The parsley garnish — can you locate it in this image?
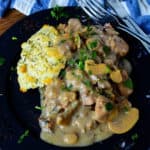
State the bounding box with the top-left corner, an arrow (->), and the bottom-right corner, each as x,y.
77,61 -> 84,70
50,5 -> 69,20
62,84 -> 73,91
83,79 -> 92,88
106,65 -> 111,73
11,36 -> 18,40
35,105 -> 44,110
105,102 -> 113,111
0,56 -> 5,66
123,106 -> 129,112
67,58 -> 76,67
87,25 -> 93,32
67,48 -> 98,70
123,78 -> 133,89
59,39 -> 66,44
48,41 -> 53,47
59,69 -> 66,78
103,45 -> 110,55
91,51 -> 97,59
88,40 -> 98,50
74,34 -> 81,48
78,48 -> 89,61
131,133 -> 138,142
88,70 -> 93,75
17,130 -> 29,144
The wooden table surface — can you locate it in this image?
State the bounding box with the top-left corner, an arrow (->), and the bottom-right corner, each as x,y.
0,9 -> 25,36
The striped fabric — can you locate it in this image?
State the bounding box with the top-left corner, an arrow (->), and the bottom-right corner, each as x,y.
0,0 -> 150,34
11,0 -> 78,15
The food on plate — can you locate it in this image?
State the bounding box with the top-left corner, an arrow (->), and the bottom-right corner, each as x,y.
108,107 -> 139,134
17,18 -> 139,146
17,25 -> 66,92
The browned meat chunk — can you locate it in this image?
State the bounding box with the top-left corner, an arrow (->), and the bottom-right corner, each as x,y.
66,18 -> 82,33
94,96 -> 109,123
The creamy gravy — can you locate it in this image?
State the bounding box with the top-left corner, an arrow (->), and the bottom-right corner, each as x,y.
37,18 -> 136,147
40,105 -> 112,147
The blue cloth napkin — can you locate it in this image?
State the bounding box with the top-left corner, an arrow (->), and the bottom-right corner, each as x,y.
0,0 -> 150,34
125,0 -> 150,34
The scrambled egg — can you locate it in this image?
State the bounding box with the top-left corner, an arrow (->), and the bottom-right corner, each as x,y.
17,25 -> 66,92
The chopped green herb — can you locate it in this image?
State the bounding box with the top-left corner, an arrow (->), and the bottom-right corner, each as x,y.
91,51 -> 97,59
59,39 -> 66,44
86,25 -> 98,36
87,25 -> 93,32
72,71 -> 76,76
74,34 -> 81,48
35,105 -> 44,110
77,61 -> 84,70
105,102 -> 113,111
51,10 -> 56,18
123,78 -> 133,89
11,36 -> 18,40
106,65 -> 111,73
88,40 -> 98,50
131,133 -> 138,142
62,84 -> 73,91
0,56 -> 5,66
103,45 -> 110,55
78,48 -> 89,61
67,48 -> 98,70
17,130 -> 29,144
59,69 -> 66,78
50,5 -> 69,21
88,70 -> 93,75
48,41 -> 53,47
123,106 -> 129,112
83,79 -> 92,88
67,58 -> 76,67
89,32 -> 98,36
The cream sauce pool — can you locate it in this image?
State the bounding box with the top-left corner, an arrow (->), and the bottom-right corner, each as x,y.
40,101 -> 112,147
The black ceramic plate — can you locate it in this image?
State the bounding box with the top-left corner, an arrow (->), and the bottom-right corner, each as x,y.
0,7 -> 150,150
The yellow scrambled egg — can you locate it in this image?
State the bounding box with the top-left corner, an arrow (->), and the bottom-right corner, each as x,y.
17,25 -> 66,92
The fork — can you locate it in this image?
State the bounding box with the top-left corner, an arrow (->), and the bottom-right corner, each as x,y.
105,0 -> 150,40
77,0 -> 150,54
106,0 -> 150,43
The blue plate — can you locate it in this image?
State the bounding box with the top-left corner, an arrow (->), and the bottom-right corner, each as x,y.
0,7 -> 150,150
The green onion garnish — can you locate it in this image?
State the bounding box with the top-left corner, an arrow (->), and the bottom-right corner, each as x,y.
103,45 -> 110,55
11,36 -> 18,40
123,78 -> 133,89
83,79 -> 92,88
88,40 -> 98,50
105,102 -> 113,111
91,51 -> 97,59
0,56 -> 5,66
59,69 -> 66,78
35,105 -> 44,110
78,61 -> 84,70
62,84 -> 73,91
131,133 -> 138,142
50,5 -> 69,20
17,130 -> 29,144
